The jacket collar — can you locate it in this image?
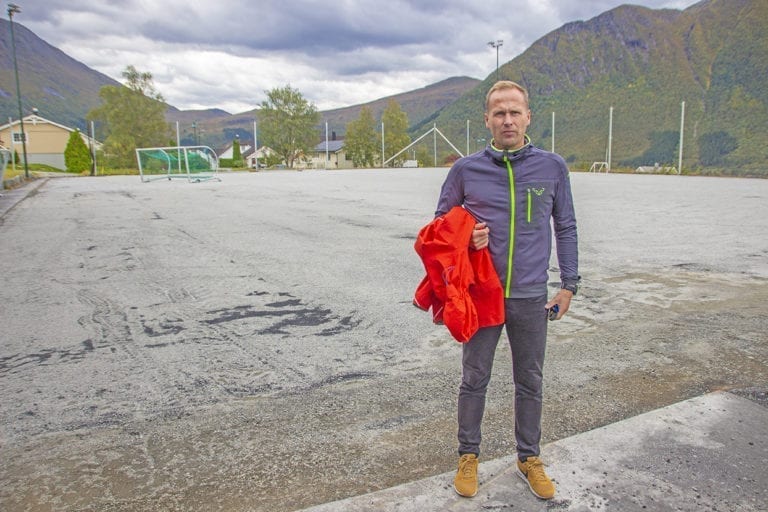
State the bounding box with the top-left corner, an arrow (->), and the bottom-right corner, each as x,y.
485,135 -> 533,164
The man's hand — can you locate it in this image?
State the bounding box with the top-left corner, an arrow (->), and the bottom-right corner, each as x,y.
545,289 -> 573,320
470,222 -> 489,250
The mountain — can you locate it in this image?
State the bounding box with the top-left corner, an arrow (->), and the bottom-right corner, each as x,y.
1,0 -> 765,171
164,76 -> 481,148
0,18 -> 476,150
432,0 -> 768,172
0,19 -> 120,132
318,76 -> 480,135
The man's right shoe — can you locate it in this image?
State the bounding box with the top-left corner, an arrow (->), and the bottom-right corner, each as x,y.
453,453 -> 479,497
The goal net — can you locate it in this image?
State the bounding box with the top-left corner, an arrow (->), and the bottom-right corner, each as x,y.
136,146 -> 220,183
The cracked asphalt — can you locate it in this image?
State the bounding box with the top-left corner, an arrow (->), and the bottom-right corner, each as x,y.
1,170 -> 767,511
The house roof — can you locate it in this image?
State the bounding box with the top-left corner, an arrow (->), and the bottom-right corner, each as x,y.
217,143 -> 252,159
315,140 -> 344,153
0,114 -> 102,147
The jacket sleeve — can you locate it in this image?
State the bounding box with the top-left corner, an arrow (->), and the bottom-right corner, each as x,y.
435,161 -> 465,217
552,162 -> 579,286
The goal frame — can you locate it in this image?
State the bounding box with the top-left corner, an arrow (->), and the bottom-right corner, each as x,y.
136,146 -> 220,183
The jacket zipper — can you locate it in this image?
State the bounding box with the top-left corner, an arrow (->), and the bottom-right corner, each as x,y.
504,155 -> 515,297
526,188 -> 532,223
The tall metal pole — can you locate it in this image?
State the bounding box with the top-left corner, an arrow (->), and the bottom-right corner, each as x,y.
8,3 -> 29,179
678,101 -> 685,175
551,112 -> 555,153
175,121 -> 182,173
91,121 -> 97,175
607,106 -> 613,173
8,116 -> 15,171
253,119 -> 259,169
433,124 -> 437,167
466,120 -> 469,155
488,40 -> 503,82
90,121 -> 97,176
325,121 -> 329,169
381,122 -> 385,168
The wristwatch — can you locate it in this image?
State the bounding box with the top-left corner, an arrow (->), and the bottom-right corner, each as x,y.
561,276 -> 581,296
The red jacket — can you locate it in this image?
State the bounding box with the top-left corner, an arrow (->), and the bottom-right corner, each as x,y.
413,206 -> 504,342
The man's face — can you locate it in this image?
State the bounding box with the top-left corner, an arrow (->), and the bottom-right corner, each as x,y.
484,88 -> 531,151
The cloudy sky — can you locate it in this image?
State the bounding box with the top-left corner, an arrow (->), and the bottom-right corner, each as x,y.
20,0 -> 699,114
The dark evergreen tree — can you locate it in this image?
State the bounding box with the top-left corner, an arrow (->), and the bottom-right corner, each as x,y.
64,129 -> 92,173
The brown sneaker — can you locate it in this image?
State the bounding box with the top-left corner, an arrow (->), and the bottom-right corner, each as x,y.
453,453 -> 479,497
516,456 -> 555,499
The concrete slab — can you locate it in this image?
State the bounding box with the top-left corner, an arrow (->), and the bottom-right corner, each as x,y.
299,391 -> 768,511
0,176 -> 46,218
1,173 -> 766,511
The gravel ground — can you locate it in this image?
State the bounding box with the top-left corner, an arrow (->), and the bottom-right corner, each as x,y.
1,170 -> 766,511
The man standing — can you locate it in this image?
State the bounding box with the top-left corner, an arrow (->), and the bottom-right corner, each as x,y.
435,81 -> 579,500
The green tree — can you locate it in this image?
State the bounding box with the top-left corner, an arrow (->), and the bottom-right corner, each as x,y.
88,65 -> 169,168
698,131 -> 738,166
64,129 -> 92,173
344,106 -> 379,168
382,99 -> 411,167
232,138 -> 241,160
621,131 -> 679,168
259,85 -> 320,169
232,138 -> 243,167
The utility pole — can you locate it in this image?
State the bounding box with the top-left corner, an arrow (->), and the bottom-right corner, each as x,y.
8,3 -> 29,178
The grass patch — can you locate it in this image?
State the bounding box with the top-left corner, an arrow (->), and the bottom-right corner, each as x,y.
95,167 -> 140,176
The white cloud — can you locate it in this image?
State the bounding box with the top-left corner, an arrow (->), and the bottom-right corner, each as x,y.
20,0 -> 701,113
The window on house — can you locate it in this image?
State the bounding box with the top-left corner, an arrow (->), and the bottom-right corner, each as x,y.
12,131 -> 27,143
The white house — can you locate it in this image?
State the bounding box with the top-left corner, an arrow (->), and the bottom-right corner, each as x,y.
244,146 -> 277,168
309,140 -> 350,169
218,142 -> 251,160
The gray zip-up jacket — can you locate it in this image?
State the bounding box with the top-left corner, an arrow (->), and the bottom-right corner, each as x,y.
436,139 -> 578,299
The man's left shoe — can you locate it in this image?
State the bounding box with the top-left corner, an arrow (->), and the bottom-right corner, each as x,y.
516,456 -> 555,499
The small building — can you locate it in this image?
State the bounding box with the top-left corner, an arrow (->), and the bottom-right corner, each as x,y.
218,142 -> 251,160
0,114 -> 101,170
635,164 -> 677,174
244,146 -> 277,168
309,140 -> 351,169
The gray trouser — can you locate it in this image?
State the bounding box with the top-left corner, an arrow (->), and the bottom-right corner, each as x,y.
457,296 -> 548,460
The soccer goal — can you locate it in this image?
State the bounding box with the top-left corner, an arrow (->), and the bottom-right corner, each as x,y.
136,146 -> 220,183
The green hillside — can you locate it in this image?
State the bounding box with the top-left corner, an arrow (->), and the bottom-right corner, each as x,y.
431,0 -> 767,173
1,0 -> 764,173
0,19 -> 120,132
167,76 -> 481,149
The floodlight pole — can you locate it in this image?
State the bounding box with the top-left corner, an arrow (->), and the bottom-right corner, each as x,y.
175,121 -> 182,173
607,106 -> 613,172
381,122 -> 385,168
8,3 -> 29,179
466,120 -> 469,155
678,101 -> 685,175
488,40 -> 503,82
253,119 -> 259,169
551,112 -> 555,153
